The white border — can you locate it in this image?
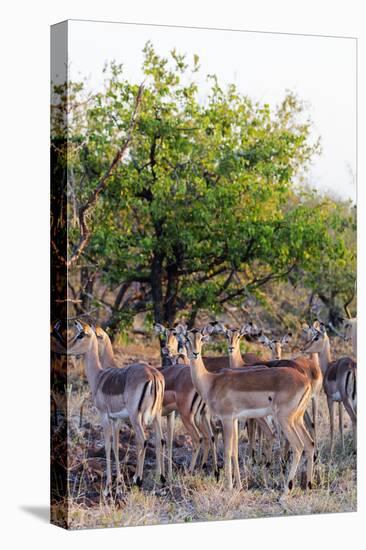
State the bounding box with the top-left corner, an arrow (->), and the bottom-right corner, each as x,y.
0,1 -> 364,548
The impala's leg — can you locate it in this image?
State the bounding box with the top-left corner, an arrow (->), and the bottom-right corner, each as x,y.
246,419 -> 255,461
112,420 -> 123,486
342,397 -> 357,452
197,406 -> 216,475
352,418 -> 357,452
153,413 -> 165,482
338,402 -> 344,452
195,406 -> 208,468
222,418 -> 235,490
101,417 -> 113,495
211,417 -> 220,449
180,414 -> 202,473
327,397 -> 335,456
295,415 -> 314,490
279,416 -> 304,496
232,418 -> 241,488
257,424 -> 263,460
131,415 -> 147,486
257,417 -> 274,464
303,410 -> 314,440
204,410 -> 218,478
312,396 -> 318,449
166,411 -> 175,479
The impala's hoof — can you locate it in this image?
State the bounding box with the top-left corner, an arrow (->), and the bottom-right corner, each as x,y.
214,469 -> 220,482
135,476 -> 143,488
160,474 -> 166,485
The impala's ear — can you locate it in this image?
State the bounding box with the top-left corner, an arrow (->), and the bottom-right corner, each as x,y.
215,322 -> 228,334
249,322 -> 260,335
201,331 -> 212,343
281,332 -> 292,344
174,324 -> 187,335
301,322 -> 310,331
319,322 -> 327,334
312,320 -> 321,331
154,323 -> 167,336
75,319 -> 85,333
258,334 -> 270,346
202,324 -> 215,336
240,324 -> 251,336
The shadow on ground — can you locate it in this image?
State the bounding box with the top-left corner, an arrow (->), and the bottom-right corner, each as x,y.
20,506 -> 49,523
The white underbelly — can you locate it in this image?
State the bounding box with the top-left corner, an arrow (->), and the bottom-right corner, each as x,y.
237,407 -> 271,419
108,408 -> 129,420
331,391 -> 341,402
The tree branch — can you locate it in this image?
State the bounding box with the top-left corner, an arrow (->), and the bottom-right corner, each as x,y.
54,84 -> 144,269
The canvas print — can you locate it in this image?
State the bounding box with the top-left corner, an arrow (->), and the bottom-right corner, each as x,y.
50,20 -> 357,530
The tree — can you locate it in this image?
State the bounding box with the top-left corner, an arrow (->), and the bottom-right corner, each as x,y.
56,43 -> 355,335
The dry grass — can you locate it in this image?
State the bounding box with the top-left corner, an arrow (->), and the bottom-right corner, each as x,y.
51,340 -> 357,530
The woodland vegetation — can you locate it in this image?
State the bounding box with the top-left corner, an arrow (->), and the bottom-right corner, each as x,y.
51,42 -> 356,339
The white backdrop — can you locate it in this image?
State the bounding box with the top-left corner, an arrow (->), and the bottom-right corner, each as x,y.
0,1 -> 364,548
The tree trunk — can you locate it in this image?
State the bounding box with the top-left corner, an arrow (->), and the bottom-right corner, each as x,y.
151,251 -> 164,324
80,267 -> 95,313
164,261 -> 179,326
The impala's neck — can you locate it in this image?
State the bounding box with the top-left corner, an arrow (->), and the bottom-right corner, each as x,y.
100,337 -> 116,368
178,346 -> 190,364
189,352 -> 213,402
180,352 -> 191,366
230,344 -> 245,368
84,336 -> 104,395
308,351 -> 321,373
318,335 -> 332,375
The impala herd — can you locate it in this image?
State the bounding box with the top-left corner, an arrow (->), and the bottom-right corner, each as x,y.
51,316 -> 357,498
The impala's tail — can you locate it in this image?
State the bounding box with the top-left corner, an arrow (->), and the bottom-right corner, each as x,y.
140,371 -> 164,426
345,366 -> 357,414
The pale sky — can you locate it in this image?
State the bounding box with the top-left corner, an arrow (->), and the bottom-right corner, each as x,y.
67,20 -> 356,203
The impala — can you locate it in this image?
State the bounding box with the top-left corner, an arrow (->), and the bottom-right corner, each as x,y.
51,320 -> 166,494
213,322 -> 276,462
302,321 -> 356,454
155,324 -> 218,478
343,317 -> 357,358
247,326 -> 322,449
175,324 -> 314,494
257,332 -> 292,360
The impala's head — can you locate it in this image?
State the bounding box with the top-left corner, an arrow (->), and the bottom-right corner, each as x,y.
302,320 -> 322,343
154,323 -> 184,355
301,321 -> 327,354
175,324 -> 214,359
51,320 -> 95,355
342,318 -> 356,342
215,322 -> 254,354
258,332 -> 292,360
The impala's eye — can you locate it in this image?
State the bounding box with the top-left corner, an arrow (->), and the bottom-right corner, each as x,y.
77,331 -> 86,340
